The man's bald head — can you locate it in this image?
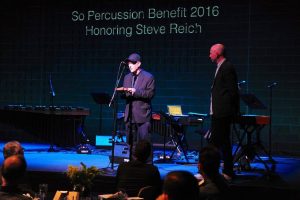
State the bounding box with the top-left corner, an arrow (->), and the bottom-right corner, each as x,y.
209,43 -> 226,64
211,44 -> 225,55
162,171 -> 199,200
1,155 -> 27,184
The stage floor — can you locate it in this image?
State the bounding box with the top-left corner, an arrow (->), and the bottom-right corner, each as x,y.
0,142 -> 300,199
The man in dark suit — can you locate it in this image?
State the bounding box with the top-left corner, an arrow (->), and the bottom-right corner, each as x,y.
120,53 -> 155,152
209,44 -> 240,181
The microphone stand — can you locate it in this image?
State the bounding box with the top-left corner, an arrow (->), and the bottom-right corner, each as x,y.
107,61 -> 127,172
267,82 -> 277,171
128,98 -> 134,162
268,82 -> 277,166
49,73 -> 56,110
48,73 -> 56,152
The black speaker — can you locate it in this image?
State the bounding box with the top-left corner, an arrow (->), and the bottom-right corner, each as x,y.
109,143 -> 130,164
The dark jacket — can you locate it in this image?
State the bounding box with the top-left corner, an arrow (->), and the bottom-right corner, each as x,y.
116,160 -> 161,197
123,70 -> 155,123
0,186 -> 33,200
211,60 -> 239,118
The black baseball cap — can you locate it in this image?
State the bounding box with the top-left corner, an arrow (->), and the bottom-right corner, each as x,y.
125,53 -> 141,63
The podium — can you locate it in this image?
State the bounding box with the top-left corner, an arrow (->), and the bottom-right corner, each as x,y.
91,92 -> 111,134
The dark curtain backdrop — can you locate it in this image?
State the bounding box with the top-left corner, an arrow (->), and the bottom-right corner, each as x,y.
0,0 -> 299,154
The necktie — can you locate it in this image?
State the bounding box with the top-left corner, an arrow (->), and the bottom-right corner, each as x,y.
132,75 -> 137,87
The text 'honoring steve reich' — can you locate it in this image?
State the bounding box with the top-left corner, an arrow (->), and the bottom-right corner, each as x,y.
71,6 -> 220,37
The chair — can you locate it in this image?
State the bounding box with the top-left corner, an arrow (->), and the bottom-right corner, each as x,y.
137,186 -> 160,200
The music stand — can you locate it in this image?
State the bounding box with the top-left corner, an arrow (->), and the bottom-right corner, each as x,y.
240,93 -> 267,110
235,93 -> 275,172
91,92 -> 110,134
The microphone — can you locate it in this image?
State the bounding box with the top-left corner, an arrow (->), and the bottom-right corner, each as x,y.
238,80 -> 246,85
267,82 -> 278,88
121,61 -> 128,65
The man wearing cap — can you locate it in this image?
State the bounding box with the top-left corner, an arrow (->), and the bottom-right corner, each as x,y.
121,53 -> 155,153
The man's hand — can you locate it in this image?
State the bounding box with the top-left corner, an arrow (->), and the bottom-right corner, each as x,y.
126,87 -> 136,95
115,87 -> 136,95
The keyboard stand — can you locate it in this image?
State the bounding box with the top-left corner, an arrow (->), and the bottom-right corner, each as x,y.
233,119 -> 275,173
157,112 -> 190,163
